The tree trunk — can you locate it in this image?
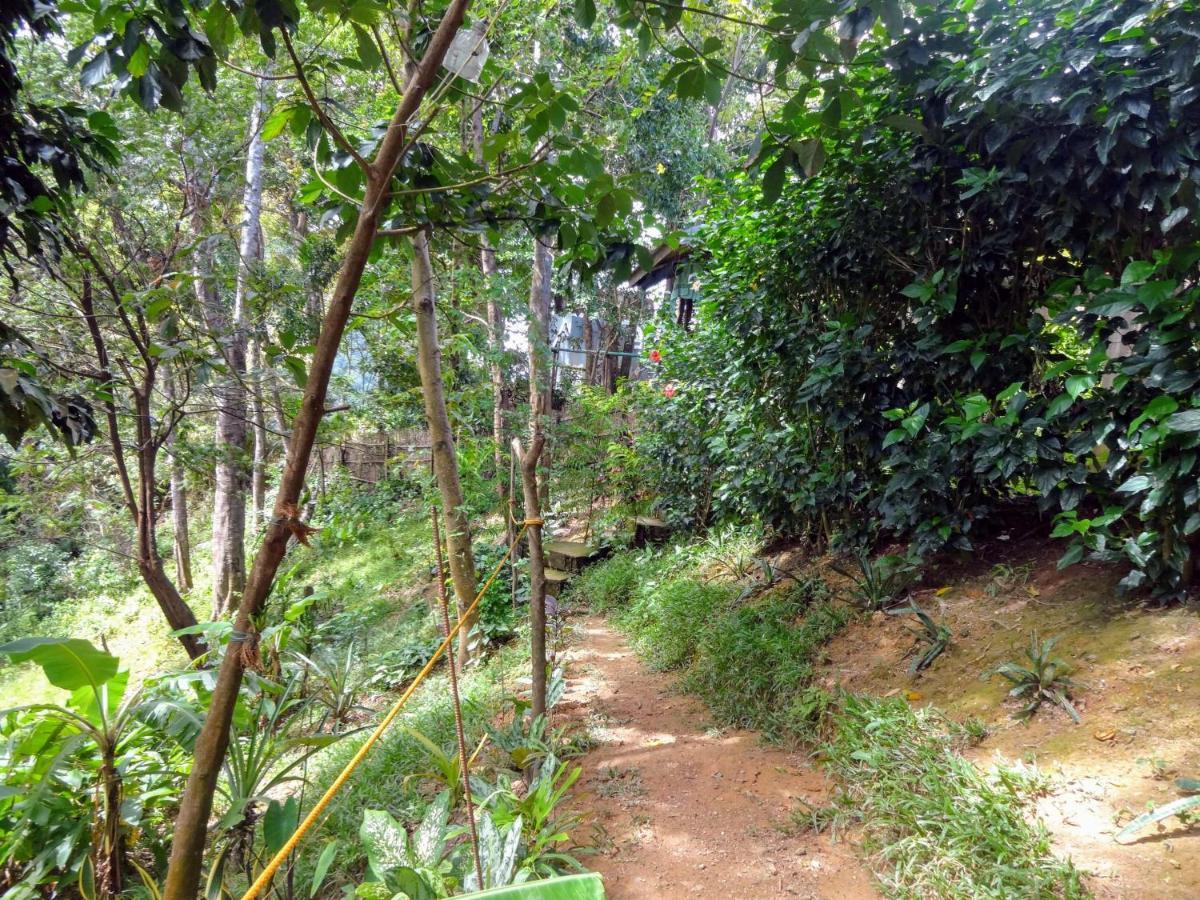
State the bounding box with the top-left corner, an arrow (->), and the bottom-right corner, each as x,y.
411,228 -> 479,669
163,7 -> 473,893
133,383 -> 204,660
250,338 -> 268,524
164,374 -> 193,592
77,274 -> 200,659
529,234 -> 553,502
472,103 -> 509,499
523,230 -> 554,717
210,80 -> 267,615
515,436 -> 547,719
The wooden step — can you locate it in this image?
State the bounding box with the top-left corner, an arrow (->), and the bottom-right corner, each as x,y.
544,540 -> 603,574
634,515 -> 670,547
544,567 -> 573,588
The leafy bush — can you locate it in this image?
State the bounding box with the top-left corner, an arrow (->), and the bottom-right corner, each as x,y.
684,585 -> 849,739
638,0 -> 1200,600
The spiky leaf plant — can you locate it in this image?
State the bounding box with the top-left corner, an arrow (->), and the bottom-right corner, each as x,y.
988,632 -> 1080,723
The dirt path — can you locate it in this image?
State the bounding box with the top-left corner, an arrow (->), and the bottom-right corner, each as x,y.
559,616 -> 877,899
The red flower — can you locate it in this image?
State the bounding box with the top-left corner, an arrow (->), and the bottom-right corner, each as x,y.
649,348 -> 662,363
663,383 -> 677,398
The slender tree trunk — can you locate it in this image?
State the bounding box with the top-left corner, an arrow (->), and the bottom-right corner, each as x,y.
707,32 -> 745,142
515,435 -> 547,718
530,234 -> 553,500
411,228 -> 479,668
472,103 -> 509,499
582,315 -> 596,386
250,338 -> 268,524
165,375 -> 193,592
163,8 -> 473,893
133,381 -> 204,659
78,274 -> 201,659
522,229 -> 554,717
208,81 -> 267,615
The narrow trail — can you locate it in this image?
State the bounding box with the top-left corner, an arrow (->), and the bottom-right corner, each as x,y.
559,615 -> 877,899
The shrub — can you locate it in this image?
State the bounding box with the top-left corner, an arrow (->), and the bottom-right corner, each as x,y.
618,575 -> 736,670
684,584 -> 849,738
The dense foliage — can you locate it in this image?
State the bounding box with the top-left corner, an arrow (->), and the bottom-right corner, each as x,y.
641,0 -> 1200,600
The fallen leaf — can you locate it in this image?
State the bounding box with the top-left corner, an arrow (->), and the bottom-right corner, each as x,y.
935,587 -> 952,597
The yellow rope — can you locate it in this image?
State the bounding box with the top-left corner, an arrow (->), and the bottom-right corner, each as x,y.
242,521 -> 538,900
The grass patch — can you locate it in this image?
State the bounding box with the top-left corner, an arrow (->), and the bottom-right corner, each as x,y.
823,694 -> 1086,899
569,551 -> 646,611
684,585 -> 850,739
617,575 -> 737,670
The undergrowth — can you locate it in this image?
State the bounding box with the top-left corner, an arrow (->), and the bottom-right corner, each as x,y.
575,541 -> 1085,898
822,694 -> 1086,899
684,586 -> 849,740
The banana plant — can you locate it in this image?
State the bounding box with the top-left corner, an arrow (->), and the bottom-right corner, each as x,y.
0,638 -> 153,898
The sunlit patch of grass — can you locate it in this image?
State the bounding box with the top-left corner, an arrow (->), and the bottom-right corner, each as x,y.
823,694 -> 1086,899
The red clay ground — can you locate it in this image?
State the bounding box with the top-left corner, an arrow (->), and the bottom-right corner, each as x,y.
560,616 -> 876,899
813,536 -> 1200,899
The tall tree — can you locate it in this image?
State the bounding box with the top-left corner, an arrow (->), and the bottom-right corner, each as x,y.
411,228 -> 480,668
163,6 -> 475,894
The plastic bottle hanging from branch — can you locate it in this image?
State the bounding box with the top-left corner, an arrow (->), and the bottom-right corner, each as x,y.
443,21 -> 489,83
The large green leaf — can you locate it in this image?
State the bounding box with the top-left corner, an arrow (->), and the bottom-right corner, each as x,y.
0,637 -> 118,693
462,873 -> 606,899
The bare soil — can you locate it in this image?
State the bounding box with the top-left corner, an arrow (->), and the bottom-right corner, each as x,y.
559,616 -> 877,899
814,535 -> 1200,899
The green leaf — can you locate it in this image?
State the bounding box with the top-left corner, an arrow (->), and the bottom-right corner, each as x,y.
1065,374 -> 1094,400
573,0 -> 596,27
81,51 -> 111,87
310,841 -> 339,898
353,24 -> 381,69
127,41 -> 150,77
1120,260 -> 1156,285
1165,409 -> 1200,433
283,356 -> 308,388
1056,543 -> 1084,570
793,139 -> 826,178
262,103 -> 295,141
1116,475 -> 1151,493
0,638 -> 118,692
761,154 -> 788,205
882,427 -> 907,449
1116,794 -> 1200,844
595,193 -> 616,228
263,797 -> 299,855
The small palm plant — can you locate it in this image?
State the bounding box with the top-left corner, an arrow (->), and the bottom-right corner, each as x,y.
833,549 -> 920,611
987,632 -> 1080,723
888,603 -> 951,674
